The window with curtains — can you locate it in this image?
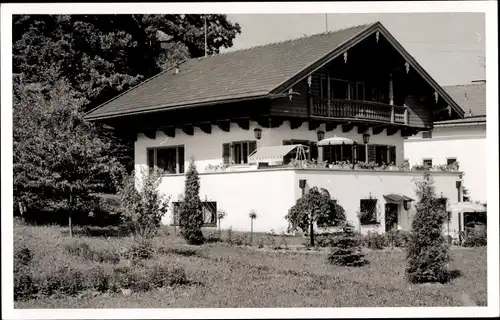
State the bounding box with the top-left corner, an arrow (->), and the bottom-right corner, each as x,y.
282,140 -> 318,161
365,145 -> 397,165
147,146 -> 185,174
359,198 -> 379,225
222,141 -> 257,165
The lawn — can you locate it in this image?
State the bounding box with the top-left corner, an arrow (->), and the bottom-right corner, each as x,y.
14,221 -> 487,308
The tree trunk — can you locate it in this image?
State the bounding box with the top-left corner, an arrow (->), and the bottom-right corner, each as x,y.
250,219 -> 253,245
309,217 -> 315,247
69,211 -> 73,238
68,186 -> 73,238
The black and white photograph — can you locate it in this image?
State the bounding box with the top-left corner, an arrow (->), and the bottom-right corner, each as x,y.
1,1 -> 498,319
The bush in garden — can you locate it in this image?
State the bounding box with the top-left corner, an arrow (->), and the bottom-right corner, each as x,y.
37,266 -> 85,297
126,238 -> 155,263
179,159 -> 205,245
286,187 -> 346,247
463,228 -> 487,247
14,244 -> 37,301
363,231 -> 387,250
406,173 -> 451,284
327,222 -> 368,267
146,263 -> 188,287
385,230 -> 411,247
118,168 -> 170,239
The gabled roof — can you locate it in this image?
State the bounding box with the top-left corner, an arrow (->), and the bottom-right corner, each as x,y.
85,21 -> 464,121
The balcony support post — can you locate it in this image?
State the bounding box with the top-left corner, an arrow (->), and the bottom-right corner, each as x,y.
389,73 -> 394,106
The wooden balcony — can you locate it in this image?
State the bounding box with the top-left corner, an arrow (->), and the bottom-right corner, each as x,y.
310,97 -> 408,125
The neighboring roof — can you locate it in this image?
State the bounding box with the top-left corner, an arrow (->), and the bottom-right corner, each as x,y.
248,145 -> 308,163
443,83 -> 486,117
435,115 -> 486,127
86,21 -> 464,121
435,83 -> 486,126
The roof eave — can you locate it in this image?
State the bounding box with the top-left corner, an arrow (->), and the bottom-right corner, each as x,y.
85,93 -> 275,121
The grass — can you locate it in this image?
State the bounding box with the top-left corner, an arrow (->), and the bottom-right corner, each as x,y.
14,221 -> 487,308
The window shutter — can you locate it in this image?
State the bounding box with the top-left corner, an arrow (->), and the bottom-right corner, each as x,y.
248,141 -> 257,155
282,140 -> 292,145
389,146 -> 396,164
368,145 -> 376,163
222,143 -> 230,165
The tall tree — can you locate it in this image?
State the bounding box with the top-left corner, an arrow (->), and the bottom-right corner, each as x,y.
179,159 -> 205,245
13,78 -> 125,230
12,14 -> 241,109
406,173 -> 451,283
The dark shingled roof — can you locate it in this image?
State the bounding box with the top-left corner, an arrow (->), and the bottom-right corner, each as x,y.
85,21 -> 464,121
85,23 -> 375,120
443,83 -> 486,117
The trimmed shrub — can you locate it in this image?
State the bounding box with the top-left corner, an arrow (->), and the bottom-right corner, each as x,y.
406,173 -> 451,284
327,223 -> 368,267
179,160 -> 205,245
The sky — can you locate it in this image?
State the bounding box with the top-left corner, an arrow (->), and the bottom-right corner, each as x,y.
223,13 -> 485,86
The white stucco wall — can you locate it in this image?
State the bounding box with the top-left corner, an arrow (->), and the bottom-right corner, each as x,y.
158,170 -> 297,233
135,120 -> 406,176
156,168 -> 461,236
404,124 -> 486,202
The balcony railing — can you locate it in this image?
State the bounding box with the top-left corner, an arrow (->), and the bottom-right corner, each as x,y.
310,97 -> 408,124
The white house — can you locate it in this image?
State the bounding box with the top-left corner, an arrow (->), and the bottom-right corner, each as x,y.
404,82 -> 486,203
86,22 -> 467,237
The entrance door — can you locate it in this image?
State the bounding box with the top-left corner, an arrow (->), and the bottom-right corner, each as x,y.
385,203 -> 399,232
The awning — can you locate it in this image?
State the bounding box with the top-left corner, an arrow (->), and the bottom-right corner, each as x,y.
448,201 -> 487,213
248,144 -> 308,163
317,136 -> 359,146
383,194 -> 414,203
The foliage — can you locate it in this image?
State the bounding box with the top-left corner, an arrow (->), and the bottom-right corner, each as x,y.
406,173 -> 451,283
13,81 -> 125,220
179,160 -> 205,245
249,210 -> 257,220
64,240 -> 120,264
462,228 -> 487,247
125,238 -> 155,263
285,187 -> 346,246
13,14 -> 241,107
385,230 -> 411,248
118,168 -> 170,239
328,223 -> 368,267
363,232 -> 387,250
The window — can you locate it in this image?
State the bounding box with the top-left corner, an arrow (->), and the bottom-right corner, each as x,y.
171,201 -> 217,227
447,158 -> 457,165
355,82 -> 365,100
359,198 -> 379,225
147,146 -> 185,174
222,141 -> 257,165
365,144 -> 396,165
423,159 -> 433,167
323,144 -> 355,163
422,131 -> 432,139
320,77 -> 352,100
